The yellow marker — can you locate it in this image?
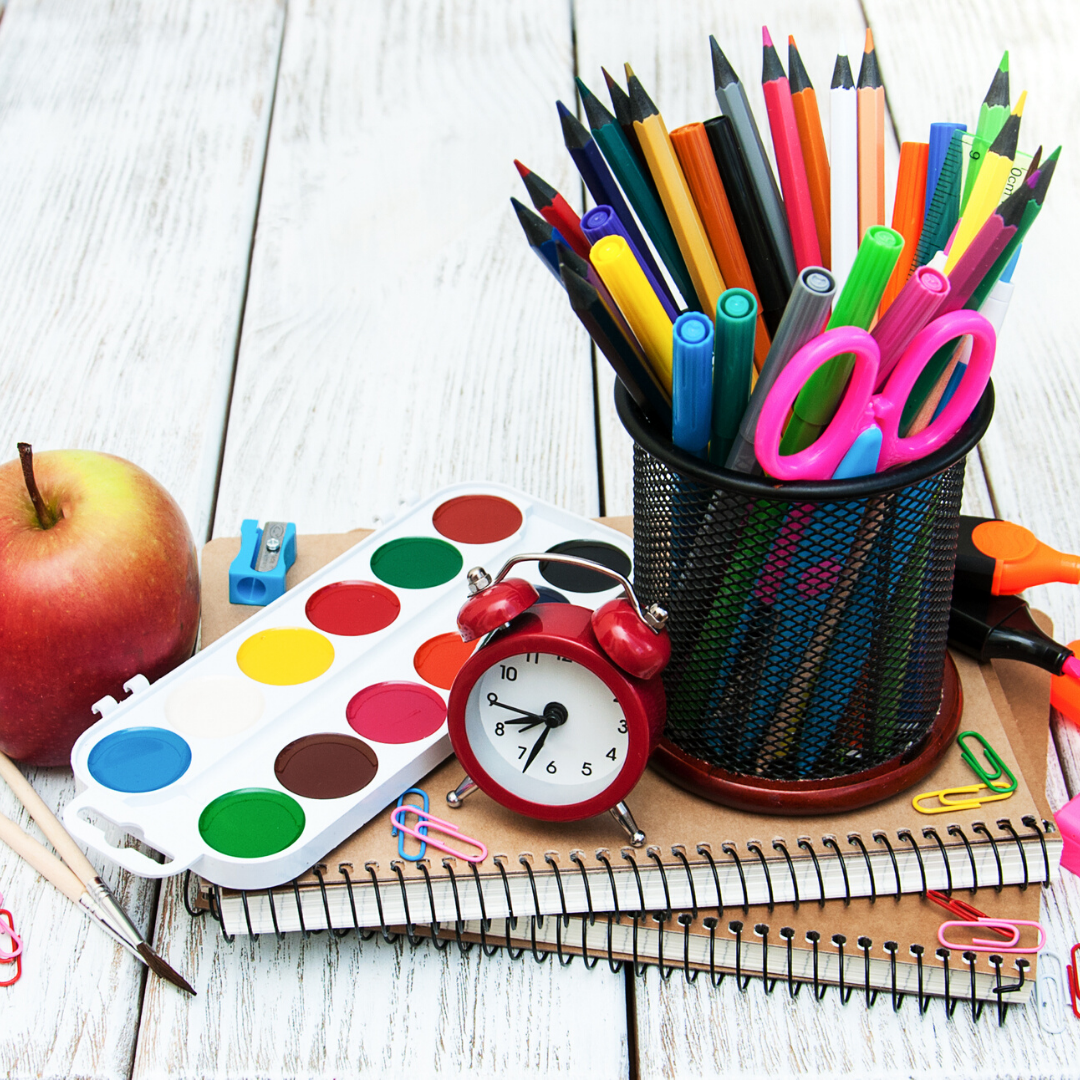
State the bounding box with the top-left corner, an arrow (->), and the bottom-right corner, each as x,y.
945,92 -> 1026,272
625,72 -> 726,314
590,234 -> 674,394
237,627 -> 335,685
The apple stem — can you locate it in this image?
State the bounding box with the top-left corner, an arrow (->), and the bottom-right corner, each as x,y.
17,443 -> 57,529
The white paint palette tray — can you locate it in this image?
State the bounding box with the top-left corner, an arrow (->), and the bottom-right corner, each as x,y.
65,483 -> 633,890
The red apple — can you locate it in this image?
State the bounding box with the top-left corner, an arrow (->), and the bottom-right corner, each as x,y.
0,445 -> 199,764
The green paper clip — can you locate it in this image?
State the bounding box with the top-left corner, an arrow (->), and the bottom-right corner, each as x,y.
957,730 -> 1017,794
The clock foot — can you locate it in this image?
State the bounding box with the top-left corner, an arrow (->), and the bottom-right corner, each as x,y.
446,775 -> 479,808
610,801 -> 645,847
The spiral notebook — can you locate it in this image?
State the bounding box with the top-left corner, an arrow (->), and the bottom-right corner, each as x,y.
195,526 -> 1060,939
445,656 -> 1053,1006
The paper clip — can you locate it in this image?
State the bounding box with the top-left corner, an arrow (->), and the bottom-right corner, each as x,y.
957,729 -> 1017,794
0,901 -> 22,988
925,889 -> 1014,939
937,918 -> 1046,954
912,783 -> 1016,814
1067,943 -> 1080,1020
391,788 -> 429,862
389,806 -> 488,864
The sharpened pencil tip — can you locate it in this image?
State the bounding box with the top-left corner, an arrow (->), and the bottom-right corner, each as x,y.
137,942 -> 196,996
788,34 -> 796,47
623,61 -> 636,81
709,35 -> 739,90
626,73 -> 659,123
864,28 -> 874,53
1000,49 -> 1009,73
1013,90 -> 1027,116
762,25 -> 773,48
513,159 -> 529,180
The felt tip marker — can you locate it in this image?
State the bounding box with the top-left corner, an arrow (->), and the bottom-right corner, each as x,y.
672,312 -> 715,458
956,516 -> 1080,595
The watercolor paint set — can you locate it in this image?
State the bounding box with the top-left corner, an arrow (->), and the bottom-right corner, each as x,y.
63,483 -> 633,890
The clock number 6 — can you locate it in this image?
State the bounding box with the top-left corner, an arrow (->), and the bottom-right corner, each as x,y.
546,761 -> 557,774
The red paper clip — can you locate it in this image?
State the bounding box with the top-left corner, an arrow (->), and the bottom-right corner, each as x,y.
926,889 -> 1014,939
0,908 -> 22,987
1068,943 -> 1080,1019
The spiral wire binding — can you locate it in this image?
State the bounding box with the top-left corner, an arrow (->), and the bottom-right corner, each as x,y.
848,835 -> 876,902
192,814 -> 1046,1024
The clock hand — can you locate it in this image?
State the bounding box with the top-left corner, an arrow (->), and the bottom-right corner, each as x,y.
490,701 -> 548,723
521,724 -> 551,774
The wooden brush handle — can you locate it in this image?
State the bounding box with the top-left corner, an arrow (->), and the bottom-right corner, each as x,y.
0,809 -> 85,904
0,751 -> 99,885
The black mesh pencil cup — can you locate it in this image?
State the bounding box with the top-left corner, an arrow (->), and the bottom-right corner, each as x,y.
617,380 -> 994,813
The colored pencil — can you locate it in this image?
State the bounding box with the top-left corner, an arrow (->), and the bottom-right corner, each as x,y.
626,73 -> 726,315
761,27 -> 821,272
788,35 -> 831,269
511,197 -> 565,281
961,51 -> 1010,213
556,100 -> 679,311
560,258 -> 672,428
967,147 -> 1058,312
857,29 -> 885,241
710,35 -> 797,290
945,93 -> 1026,272
902,178 -> 1035,432
704,116 -> 789,335
880,141 -> 929,312
555,240 -> 644,366
590,233 -> 675,393
602,67 -> 650,173
830,55 -> 858,296
513,160 -> 591,259
578,76 -> 697,308
669,121 -> 772,370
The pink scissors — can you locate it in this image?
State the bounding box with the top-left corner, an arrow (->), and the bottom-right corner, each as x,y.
755,309 -> 996,482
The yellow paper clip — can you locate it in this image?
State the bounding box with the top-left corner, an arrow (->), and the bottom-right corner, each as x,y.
912,783 -> 1017,814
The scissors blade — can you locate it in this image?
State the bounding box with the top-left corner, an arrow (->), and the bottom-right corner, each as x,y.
831,425 -> 883,479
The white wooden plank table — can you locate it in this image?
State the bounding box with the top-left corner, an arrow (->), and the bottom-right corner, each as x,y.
2,1 -> 1080,1077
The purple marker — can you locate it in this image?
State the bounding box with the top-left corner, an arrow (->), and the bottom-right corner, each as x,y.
871,266 -> 949,387
581,205 -> 679,321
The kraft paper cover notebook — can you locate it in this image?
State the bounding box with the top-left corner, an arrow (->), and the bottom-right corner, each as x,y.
469,654 -> 1053,1006
197,526 -> 1059,937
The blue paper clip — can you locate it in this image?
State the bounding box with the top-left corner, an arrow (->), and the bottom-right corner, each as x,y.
392,788 -> 429,861
229,519 -> 297,606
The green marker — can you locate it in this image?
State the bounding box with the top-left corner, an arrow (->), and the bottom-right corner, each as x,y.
576,77 -> 699,311
710,288 -> 757,466
780,225 -> 904,453
961,51 -> 1010,214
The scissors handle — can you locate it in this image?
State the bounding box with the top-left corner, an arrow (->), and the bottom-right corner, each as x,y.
876,309 -> 996,472
755,326 -> 881,481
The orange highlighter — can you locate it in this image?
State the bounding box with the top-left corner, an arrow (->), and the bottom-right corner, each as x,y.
956,516 -> 1080,595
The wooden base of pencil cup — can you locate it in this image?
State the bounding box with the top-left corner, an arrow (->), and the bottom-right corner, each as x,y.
651,653 -> 962,814
616,380 -> 993,813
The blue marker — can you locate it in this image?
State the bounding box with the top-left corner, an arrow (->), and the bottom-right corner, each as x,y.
672,311 -> 715,457
925,123 -> 967,219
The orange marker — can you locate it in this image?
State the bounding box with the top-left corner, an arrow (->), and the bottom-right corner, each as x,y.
880,142 -> 929,312
956,516 -> 1080,595
856,29 -> 885,240
788,35 -> 830,268
669,122 -> 772,371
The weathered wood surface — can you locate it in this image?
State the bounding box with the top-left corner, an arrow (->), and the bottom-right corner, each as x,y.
5,0 -> 1080,1077
0,2 -> 283,1078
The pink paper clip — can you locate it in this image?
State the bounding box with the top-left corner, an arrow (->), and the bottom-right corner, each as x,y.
0,892 -> 22,962
937,917 -> 1046,954
389,805 -> 488,864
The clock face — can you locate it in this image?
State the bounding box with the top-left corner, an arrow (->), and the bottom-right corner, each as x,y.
462,650 -> 630,807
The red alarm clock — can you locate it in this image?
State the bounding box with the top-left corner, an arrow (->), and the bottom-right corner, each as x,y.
445,553 -> 669,846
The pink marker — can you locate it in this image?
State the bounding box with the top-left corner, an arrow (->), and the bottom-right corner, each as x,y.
871,266 -> 950,387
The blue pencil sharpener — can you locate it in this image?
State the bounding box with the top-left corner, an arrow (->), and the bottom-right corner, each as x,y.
229,520 -> 297,606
